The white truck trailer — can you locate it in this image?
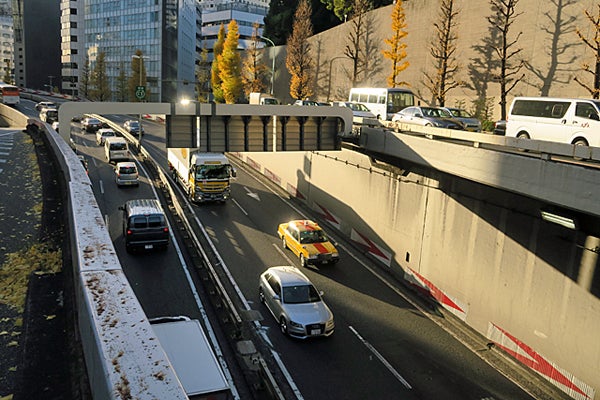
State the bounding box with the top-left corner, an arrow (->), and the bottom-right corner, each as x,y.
168,149 -> 235,203
249,92 -> 279,105
150,317 -> 233,400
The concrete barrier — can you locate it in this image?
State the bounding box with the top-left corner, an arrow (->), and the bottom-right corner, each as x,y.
22,113 -> 188,398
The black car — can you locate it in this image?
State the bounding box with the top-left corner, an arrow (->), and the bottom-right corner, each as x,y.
493,120 -> 506,135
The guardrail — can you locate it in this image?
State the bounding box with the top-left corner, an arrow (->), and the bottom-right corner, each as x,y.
380,121 -> 600,161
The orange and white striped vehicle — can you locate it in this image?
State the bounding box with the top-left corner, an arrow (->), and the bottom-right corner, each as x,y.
277,220 -> 339,267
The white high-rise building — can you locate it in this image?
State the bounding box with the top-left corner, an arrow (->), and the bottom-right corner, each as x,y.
198,0 -> 268,61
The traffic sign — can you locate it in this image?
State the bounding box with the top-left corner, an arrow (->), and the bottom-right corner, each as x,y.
135,85 -> 146,100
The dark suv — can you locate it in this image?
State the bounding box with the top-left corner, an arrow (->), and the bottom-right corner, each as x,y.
119,199 -> 169,252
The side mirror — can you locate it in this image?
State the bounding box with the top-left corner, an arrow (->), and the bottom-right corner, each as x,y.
415,113 -> 423,118
231,167 -> 237,178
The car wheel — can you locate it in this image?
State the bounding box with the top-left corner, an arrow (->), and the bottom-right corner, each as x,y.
279,317 -> 288,335
573,138 -> 588,147
259,287 -> 265,303
300,253 -> 306,267
282,236 -> 287,249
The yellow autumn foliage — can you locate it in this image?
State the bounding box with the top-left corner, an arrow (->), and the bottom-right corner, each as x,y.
0,243 -> 62,313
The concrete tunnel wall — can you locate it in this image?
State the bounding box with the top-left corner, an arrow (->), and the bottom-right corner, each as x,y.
235,148 -> 599,399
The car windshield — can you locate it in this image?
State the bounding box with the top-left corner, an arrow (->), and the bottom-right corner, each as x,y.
299,230 -> 327,244
282,284 -> 321,304
102,131 -> 115,136
195,164 -> 230,180
451,109 -> 472,118
349,103 -> 370,112
421,108 -> 452,118
128,121 -> 139,128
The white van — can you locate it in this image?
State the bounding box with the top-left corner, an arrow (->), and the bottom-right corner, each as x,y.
104,137 -> 130,163
506,97 -> 600,147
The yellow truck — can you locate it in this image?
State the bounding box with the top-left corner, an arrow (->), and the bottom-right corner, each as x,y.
167,149 -> 235,203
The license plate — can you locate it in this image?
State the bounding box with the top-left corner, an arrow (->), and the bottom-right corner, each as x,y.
310,329 -> 322,335
144,244 -> 153,249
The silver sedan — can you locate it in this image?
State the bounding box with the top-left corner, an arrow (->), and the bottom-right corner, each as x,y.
259,266 -> 334,339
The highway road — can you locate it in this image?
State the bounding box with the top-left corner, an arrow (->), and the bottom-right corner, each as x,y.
17,98 -> 547,400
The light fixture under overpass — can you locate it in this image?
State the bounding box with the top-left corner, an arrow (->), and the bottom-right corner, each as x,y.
540,209 -> 577,230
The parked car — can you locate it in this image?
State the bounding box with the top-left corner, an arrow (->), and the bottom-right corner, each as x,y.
52,121 -> 59,132
293,99 -> 319,106
493,119 -> 506,135
114,161 -> 139,187
258,266 -> 335,338
333,101 -> 376,118
277,219 -> 339,267
82,117 -> 102,133
123,120 -> 144,137
96,128 -> 116,145
35,101 -> 56,111
391,106 -> 465,130
442,107 -> 482,132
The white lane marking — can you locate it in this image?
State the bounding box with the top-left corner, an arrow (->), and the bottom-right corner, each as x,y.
99,180 -> 104,194
272,243 -> 297,266
136,159 -> 242,400
244,185 -> 261,201
349,325 -> 412,389
232,198 -> 248,216
233,158 -> 541,398
181,191 -> 303,399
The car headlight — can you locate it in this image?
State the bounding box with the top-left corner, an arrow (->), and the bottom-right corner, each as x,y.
332,252 -> 339,258
289,320 -> 302,328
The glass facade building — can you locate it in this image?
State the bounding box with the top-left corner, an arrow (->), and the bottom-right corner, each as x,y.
58,0 -> 196,102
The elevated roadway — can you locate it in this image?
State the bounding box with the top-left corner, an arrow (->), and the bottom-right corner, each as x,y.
3,100 -> 596,400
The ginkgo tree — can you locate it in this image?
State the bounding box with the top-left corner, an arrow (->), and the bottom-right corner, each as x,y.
218,20 -> 244,104
422,0 -> 461,106
382,0 -> 409,88
242,23 -> 269,96
211,24 -> 226,103
574,4 -> 600,99
286,0 -> 315,100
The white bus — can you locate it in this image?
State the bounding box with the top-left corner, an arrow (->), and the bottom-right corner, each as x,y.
506,97 -> 600,147
348,87 -> 415,120
0,82 -> 20,106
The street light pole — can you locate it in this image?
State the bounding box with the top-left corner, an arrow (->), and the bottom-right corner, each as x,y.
131,54 -> 149,147
260,36 -> 275,96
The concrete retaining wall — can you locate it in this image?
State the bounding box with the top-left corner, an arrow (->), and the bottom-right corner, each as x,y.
235,148 -> 599,400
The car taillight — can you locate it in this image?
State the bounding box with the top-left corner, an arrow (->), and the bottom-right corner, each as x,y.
163,227 -> 169,233
126,229 -> 132,235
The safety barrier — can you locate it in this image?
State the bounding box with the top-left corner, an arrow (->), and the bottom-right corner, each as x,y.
18,108 -> 189,398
